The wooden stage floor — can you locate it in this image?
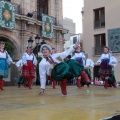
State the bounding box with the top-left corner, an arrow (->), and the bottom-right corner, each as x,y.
0,85 -> 120,120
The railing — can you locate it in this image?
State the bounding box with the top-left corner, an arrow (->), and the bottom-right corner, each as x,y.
33,11 -> 57,25
94,20 -> 105,29
13,6 -> 57,26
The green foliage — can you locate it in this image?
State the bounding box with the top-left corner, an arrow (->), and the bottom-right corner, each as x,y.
5,42 -> 13,54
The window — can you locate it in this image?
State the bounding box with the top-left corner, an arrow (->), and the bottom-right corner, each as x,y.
37,0 -> 48,21
94,33 -> 106,55
94,7 -> 105,29
73,37 -> 77,44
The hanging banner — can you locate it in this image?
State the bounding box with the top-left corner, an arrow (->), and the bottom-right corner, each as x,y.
0,1 -> 15,29
42,14 -> 53,38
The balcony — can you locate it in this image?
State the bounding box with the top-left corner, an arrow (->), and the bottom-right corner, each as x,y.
33,11 -> 57,26
94,20 -> 105,29
14,5 -> 57,26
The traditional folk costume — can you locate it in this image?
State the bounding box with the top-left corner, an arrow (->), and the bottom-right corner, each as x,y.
107,56 -> 117,87
16,59 -> 25,87
48,53 -> 57,89
39,45 -> 75,95
82,57 -> 94,86
39,44 -> 90,95
71,52 -> 91,88
22,50 -> 37,89
71,52 -> 85,66
97,53 -> 117,88
0,49 -> 13,90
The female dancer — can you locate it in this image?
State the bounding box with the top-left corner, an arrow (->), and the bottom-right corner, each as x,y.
96,46 -> 117,89
0,41 -> 15,90
71,46 -> 91,88
22,46 -> 37,89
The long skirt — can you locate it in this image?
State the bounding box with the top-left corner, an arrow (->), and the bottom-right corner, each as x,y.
99,60 -> 112,78
0,58 -> 8,78
22,61 -> 35,79
108,70 -> 116,84
51,59 -> 84,81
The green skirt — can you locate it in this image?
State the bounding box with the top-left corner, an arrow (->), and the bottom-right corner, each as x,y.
66,59 -> 84,78
51,62 -> 70,81
108,70 -> 116,84
51,59 -> 84,81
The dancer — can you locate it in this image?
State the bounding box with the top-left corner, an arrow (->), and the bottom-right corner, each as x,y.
49,47 -> 57,89
22,46 -> 37,89
96,46 -> 117,89
39,41 -> 90,95
82,53 -> 94,87
39,42 -> 79,95
107,53 -> 118,87
16,59 -> 25,87
0,41 -> 15,90
71,46 -> 91,88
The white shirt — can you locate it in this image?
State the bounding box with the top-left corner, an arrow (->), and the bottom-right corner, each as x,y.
0,50 -> 13,64
39,46 -> 75,89
16,59 -> 23,67
71,52 -> 85,59
83,58 -> 94,68
97,53 -> 117,67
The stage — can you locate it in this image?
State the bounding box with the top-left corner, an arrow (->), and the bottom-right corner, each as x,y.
0,85 -> 120,120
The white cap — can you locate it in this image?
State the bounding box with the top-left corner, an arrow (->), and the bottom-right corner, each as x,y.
40,44 -> 52,53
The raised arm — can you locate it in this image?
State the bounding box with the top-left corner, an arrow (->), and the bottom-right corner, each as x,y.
58,41 -> 80,59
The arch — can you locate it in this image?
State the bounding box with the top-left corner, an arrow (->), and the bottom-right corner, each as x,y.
0,32 -> 21,60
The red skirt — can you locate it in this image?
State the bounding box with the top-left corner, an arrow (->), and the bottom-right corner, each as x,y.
22,61 -> 35,79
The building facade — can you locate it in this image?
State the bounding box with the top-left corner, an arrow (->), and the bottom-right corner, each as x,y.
0,0 -> 67,85
82,0 -> 120,80
63,17 -> 76,50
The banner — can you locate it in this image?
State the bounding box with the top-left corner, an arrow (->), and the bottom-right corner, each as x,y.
0,1 -> 15,29
42,14 -> 53,38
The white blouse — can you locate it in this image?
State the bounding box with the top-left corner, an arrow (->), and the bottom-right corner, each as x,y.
83,58 -> 94,68
71,52 -> 85,59
97,53 -> 118,67
22,52 -> 37,65
16,59 -> 23,67
0,50 -> 13,64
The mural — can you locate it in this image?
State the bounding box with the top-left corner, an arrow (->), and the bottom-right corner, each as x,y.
108,28 -> 120,53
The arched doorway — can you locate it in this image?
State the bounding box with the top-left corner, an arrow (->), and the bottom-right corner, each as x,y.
0,37 -> 19,86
